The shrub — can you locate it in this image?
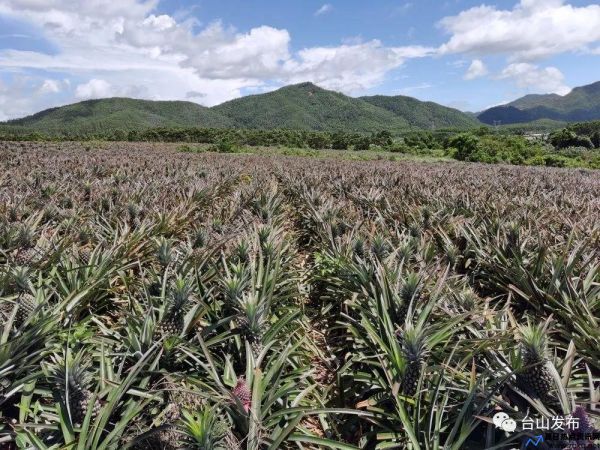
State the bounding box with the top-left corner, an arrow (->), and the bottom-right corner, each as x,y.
591,131 -> 600,149
550,129 -> 594,150
211,138 -> 240,153
331,132 -> 350,150
446,133 -> 479,161
353,136 -> 371,151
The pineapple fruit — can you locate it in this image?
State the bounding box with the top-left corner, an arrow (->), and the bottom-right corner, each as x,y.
50,353 -> 100,425
398,325 -> 427,397
517,322 -> 554,402
158,279 -> 193,336
12,267 -> 37,326
232,378 -> 251,412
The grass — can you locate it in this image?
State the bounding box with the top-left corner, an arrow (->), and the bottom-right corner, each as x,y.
179,143 -> 454,163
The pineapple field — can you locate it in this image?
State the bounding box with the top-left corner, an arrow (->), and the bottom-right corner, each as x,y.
0,140 -> 599,449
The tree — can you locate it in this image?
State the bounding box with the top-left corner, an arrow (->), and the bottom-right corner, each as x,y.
550,129 -> 594,150
372,130 -> 393,147
354,136 -> 371,151
331,132 -> 349,150
446,133 -> 479,161
591,131 -> 600,149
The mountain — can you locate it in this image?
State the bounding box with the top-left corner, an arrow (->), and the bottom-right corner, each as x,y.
479,81 -> 600,125
5,98 -> 234,134
1,82 -> 480,135
359,94 -> 480,129
212,82 -> 411,132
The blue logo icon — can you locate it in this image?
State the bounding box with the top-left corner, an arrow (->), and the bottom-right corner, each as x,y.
525,435 -> 544,447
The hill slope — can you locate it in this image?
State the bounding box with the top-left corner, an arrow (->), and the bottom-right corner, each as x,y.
360,94 -> 480,129
2,82 -> 481,135
5,98 -> 234,134
479,81 -> 600,125
211,82 -> 411,132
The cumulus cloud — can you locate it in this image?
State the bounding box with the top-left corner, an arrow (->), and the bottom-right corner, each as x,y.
315,4 -> 333,16
0,0 -> 435,118
283,42 -> 433,93
438,0 -> 600,60
499,63 -> 571,95
464,59 -> 488,80
75,79 -> 114,99
38,79 -> 62,94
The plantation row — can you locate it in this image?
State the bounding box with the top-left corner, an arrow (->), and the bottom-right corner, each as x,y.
0,141 -> 599,449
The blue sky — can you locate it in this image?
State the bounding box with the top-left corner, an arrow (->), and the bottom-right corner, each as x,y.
1,0 -> 599,120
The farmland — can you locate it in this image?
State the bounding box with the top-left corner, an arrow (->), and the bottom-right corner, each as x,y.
1,141 -> 599,449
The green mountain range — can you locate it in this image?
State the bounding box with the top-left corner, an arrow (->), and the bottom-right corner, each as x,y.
3,97 -> 233,134
360,94 -> 479,129
479,81 -> 600,125
2,82 -> 479,135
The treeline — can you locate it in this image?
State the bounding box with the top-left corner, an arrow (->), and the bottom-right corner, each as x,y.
445,125 -> 600,169
0,126 -> 459,150
1,123 -> 598,169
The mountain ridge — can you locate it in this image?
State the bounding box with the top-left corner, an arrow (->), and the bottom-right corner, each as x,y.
479,81 -> 600,125
2,82 -> 479,134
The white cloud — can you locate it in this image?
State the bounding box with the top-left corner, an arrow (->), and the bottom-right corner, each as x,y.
438,0 -> 600,60
499,63 -> 571,95
0,0 -> 433,118
464,59 -> 488,80
315,4 -> 333,16
75,79 -> 114,99
283,42 -> 434,93
0,76 -> 68,121
38,79 -> 62,94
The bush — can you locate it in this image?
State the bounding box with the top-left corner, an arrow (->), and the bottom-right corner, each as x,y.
353,136 -> 371,151
211,138 -> 240,153
331,132 -> 350,150
591,131 -> 600,149
307,134 -> 331,149
550,129 -> 594,150
446,133 -> 479,161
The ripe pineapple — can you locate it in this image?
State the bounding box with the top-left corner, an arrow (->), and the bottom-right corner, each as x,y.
232,378 -> 251,412
50,353 -> 99,425
517,323 -> 554,401
398,325 -> 427,397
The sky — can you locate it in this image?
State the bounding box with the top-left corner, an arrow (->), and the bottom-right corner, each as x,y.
0,0 -> 599,120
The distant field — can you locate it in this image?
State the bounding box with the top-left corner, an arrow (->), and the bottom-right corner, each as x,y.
1,141 -> 599,449
177,142 -> 454,163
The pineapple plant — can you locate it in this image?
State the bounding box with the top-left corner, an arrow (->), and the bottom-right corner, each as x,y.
48,352 -> 99,425
398,324 -> 428,397
516,322 -> 554,402
13,225 -> 40,266
158,278 -> 194,336
12,267 -> 37,326
234,292 -> 268,355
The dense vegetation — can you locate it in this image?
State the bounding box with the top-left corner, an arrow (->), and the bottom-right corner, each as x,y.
479,81 -> 600,125
360,94 -> 479,129
0,142 -> 598,449
4,98 -> 234,134
2,121 -> 599,169
1,83 -> 479,135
